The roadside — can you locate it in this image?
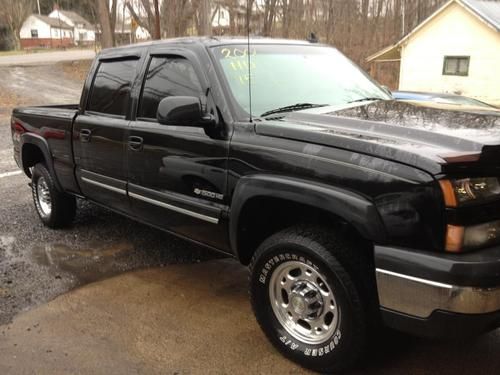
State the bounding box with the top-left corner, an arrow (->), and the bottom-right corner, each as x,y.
0,49 -> 96,66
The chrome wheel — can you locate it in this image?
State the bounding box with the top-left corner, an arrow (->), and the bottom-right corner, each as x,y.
36,176 -> 52,217
269,260 -> 340,345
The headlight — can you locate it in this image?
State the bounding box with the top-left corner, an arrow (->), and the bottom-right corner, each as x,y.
440,177 -> 500,207
446,220 -> 500,252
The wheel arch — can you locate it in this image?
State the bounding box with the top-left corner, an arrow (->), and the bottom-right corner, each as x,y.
20,133 -> 62,191
230,175 -> 386,265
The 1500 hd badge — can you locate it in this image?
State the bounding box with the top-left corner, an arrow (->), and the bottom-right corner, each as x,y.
194,188 -> 224,201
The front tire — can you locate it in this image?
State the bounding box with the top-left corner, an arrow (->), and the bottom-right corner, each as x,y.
249,226 -> 371,373
32,163 -> 76,228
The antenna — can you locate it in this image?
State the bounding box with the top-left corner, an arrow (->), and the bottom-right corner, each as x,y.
246,0 -> 253,122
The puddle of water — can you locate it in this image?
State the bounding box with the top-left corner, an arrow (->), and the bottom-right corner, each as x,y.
1,236 -> 138,324
31,241 -> 135,285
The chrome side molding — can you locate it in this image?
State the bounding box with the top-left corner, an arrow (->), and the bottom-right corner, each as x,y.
81,176 -> 127,195
129,192 -> 219,224
80,170 -> 219,224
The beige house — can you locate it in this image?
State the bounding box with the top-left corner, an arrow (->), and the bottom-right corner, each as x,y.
368,0 -> 500,106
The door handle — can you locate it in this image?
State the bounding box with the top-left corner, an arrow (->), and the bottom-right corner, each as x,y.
80,129 -> 91,143
128,136 -> 143,151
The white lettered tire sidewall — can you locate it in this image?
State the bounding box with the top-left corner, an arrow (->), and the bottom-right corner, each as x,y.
31,163 -> 76,228
250,242 -> 363,372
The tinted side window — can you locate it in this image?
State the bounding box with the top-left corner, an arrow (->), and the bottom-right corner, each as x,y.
138,56 -> 202,119
87,59 -> 138,116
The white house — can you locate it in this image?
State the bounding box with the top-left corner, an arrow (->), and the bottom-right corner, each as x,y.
49,9 -> 95,46
114,18 -> 151,45
212,2 -> 231,30
368,0 -> 500,106
19,15 -> 74,49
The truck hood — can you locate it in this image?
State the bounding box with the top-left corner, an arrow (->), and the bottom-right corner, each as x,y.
255,100 -> 500,174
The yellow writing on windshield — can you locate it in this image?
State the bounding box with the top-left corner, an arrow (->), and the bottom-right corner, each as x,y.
220,47 -> 256,59
220,48 -> 257,85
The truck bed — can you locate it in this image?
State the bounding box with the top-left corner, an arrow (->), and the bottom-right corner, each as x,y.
12,104 -> 80,194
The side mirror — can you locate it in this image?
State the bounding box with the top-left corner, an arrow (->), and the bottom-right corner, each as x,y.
157,96 -> 213,126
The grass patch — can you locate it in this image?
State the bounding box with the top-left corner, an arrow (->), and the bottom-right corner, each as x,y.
0,50 -> 25,57
0,47 -> 97,57
0,90 -> 32,115
59,59 -> 93,82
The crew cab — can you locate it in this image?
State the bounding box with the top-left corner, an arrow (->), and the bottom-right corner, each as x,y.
11,37 -> 500,373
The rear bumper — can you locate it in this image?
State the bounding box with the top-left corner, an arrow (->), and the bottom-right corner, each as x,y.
374,245 -> 500,338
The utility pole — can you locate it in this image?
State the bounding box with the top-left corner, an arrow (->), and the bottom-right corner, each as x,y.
37,0 -> 41,15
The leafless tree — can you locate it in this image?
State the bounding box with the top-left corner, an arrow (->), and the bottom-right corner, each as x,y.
199,0 -> 212,35
96,0 -> 113,48
2,0 -> 452,82
126,0 -> 161,39
0,0 -> 35,50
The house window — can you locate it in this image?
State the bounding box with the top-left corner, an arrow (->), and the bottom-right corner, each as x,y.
31,29 -> 38,38
443,56 -> 470,76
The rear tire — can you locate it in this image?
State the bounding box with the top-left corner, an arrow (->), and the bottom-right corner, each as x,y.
31,163 -> 76,228
249,225 -> 373,373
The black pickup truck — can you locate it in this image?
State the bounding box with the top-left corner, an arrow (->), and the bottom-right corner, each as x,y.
10,37 -> 500,372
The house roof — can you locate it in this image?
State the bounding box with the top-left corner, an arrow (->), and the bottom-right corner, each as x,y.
33,15 -> 73,29
462,0 -> 500,31
57,10 -> 94,29
367,0 -> 500,62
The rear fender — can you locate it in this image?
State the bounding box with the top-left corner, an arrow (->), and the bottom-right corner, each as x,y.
20,133 -> 62,191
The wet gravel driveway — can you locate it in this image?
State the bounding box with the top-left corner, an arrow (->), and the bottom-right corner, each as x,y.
0,61 -> 498,374
0,63 -> 220,325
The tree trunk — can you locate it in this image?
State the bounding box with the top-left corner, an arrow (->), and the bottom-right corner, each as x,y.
153,0 -> 161,39
228,0 -> 237,34
110,0 -> 117,45
126,2 -> 151,36
12,33 -> 20,51
263,0 -> 277,36
97,0 -> 113,48
199,0 -> 212,36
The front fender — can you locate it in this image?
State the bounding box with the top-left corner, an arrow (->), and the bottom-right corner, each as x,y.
229,174 -> 387,255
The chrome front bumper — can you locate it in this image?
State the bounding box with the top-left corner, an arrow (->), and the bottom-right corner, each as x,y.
376,268 -> 500,318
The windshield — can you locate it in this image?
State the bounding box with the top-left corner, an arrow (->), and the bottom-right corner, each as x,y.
212,44 -> 390,118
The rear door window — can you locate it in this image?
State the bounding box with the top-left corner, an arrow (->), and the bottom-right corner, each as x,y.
87,59 -> 138,116
138,56 -> 203,120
